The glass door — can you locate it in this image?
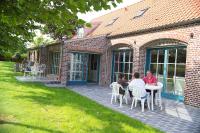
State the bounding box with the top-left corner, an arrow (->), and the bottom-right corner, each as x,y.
50,52 -> 60,74
68,53 -> 88,85
147,47 -> 186,101
112,50 -> 133,82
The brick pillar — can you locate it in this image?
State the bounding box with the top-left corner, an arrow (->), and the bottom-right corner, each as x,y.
39,47 -> 48,64
99,51 -> 111,86
185,37 -> 200,107
39,47 -> 49,75
99,53 -> 106,85
132,47 -> 140,74
139,48 -> 146,77
99,44 -> 112,86
60,47 -> 71,85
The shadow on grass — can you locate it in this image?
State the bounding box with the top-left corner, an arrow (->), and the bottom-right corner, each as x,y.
0,120 -> 63,133
12,83 -> 162,132
0,61 -> 162,132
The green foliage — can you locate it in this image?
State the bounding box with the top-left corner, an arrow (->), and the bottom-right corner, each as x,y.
0,0 -> 122,54
31,34 -> 55,48
2,51 -> 12,60
21,53 -> 27,59
33,36 -> 45,47
0,61 -> 162,133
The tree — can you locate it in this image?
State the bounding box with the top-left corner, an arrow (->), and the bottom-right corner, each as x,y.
0,0 -> 122,54
31,34 -> 55,48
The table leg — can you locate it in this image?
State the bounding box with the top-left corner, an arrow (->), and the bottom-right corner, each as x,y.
151,90 -> 154,111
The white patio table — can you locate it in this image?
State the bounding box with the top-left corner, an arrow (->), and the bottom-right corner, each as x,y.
145,84 -> 162,111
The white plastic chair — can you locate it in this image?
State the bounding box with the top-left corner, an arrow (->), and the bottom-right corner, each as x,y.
110,82 -> 128,107
30,63 -> 39,79
155,82 -> 163,110
24,63 -> 32,77
131,93 -> 150,112
110,82 -> 118,104
119,84 -> 128,106
38,64 -> 46,78
129,85 -> 150,112
24,67 -> 31,77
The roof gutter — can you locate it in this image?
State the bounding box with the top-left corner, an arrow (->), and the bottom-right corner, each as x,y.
108,18 -> 200,39
27,41 -> 61,50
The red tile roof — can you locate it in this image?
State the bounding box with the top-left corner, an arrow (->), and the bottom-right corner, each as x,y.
87,0 -> 200,37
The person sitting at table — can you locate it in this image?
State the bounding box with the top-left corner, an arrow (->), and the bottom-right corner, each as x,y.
143,70 -> 157,98
143,70 -> 157,85
117,73 -> 129,96
129,72 -> 147,99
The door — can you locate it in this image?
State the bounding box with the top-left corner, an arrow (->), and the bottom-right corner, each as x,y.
147,47 -> 186,101
112,50 -> 133,82
87,54 -> 100,83
50,52 -> 60,74
68,53 -> 88,85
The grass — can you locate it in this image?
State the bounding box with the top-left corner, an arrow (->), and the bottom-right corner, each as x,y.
0,61 -> 162,133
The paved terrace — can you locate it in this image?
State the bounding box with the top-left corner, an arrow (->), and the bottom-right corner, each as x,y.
15,76 -> 200,133
67,85 -> 200,133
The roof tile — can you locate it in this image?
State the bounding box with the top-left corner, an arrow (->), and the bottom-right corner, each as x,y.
88,0 -> 200,37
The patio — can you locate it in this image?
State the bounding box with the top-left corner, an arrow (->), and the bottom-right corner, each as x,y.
15,76 -> 200,133
68,85 -> 200,133
16,76 -> 60,83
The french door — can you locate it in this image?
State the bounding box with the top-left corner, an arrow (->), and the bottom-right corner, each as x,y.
147,46 -> 186,101
112,50 -> 133,82
50,52 -> 60,74
67,53 -> 100,85
68,53 -> 88,85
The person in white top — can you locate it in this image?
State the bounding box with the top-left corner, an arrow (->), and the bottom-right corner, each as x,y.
129,72 -> 147,98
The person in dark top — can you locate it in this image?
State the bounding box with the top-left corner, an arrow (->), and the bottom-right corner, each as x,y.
117,73 -> 129,95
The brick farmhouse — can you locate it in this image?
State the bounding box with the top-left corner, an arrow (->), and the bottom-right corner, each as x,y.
28,0 -> 200,107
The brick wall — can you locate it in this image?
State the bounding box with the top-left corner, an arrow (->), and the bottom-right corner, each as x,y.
110,25 -> 200,107
65,36 -> 109,53
185,37 -> 200,107
60,36 -> 112,85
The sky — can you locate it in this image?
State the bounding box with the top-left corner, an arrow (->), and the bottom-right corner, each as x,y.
78,0 -> 141,22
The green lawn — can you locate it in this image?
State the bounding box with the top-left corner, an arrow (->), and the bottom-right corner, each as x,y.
0,61 -> 162,133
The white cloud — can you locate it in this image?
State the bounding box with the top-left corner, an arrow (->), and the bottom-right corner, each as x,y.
78,0 -> 141,22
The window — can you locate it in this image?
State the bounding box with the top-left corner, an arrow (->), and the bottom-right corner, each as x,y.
112,50 -> 133,82
69,53 -> 88,81
106,17 -> 119,26
149,47 -> 186,96
50,52 -> 60,74
133,7 -> 149,19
